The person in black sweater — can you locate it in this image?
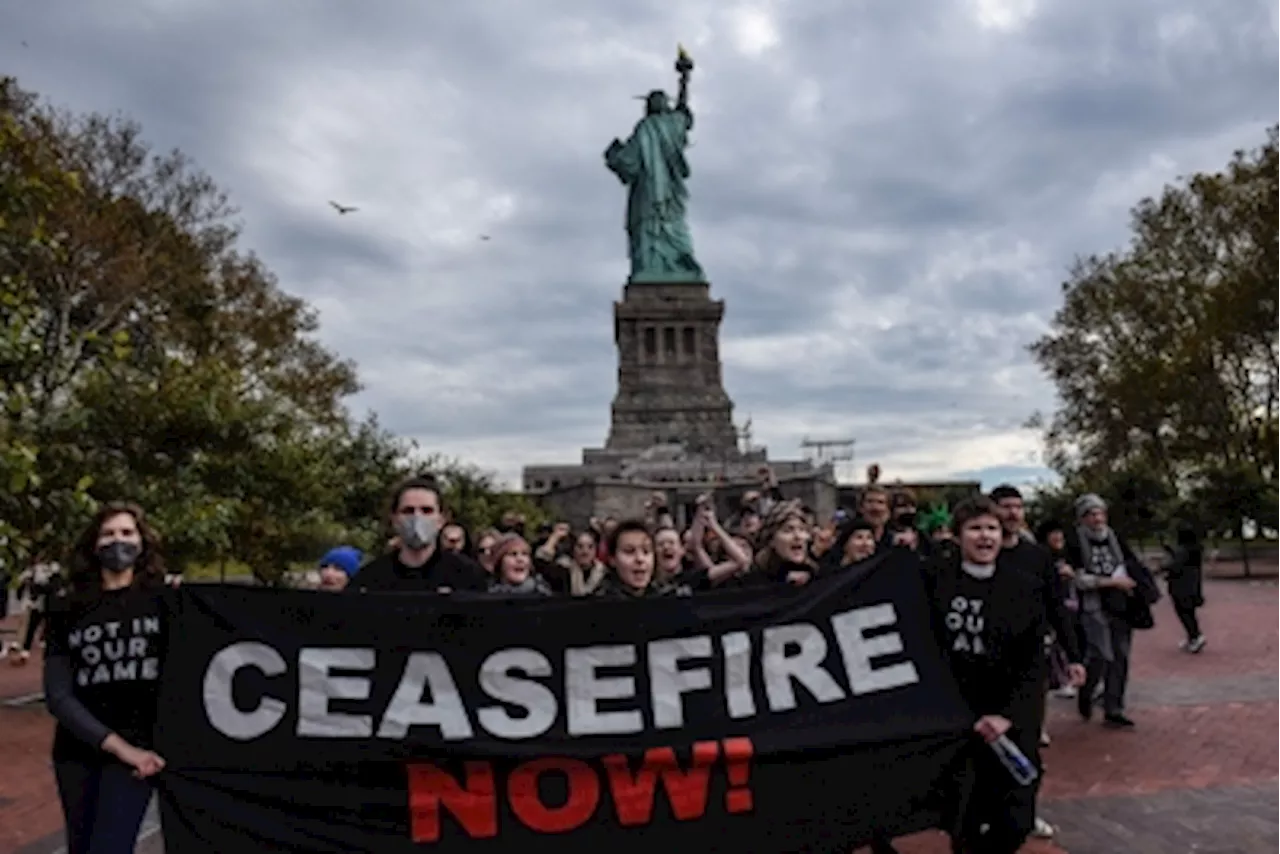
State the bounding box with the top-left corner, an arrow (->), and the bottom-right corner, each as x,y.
923,496 -> 1056,854
43,502 -> 170,854
1164,523 -> 1206,652
351,475 -> 488,593
989,486 -> 1085,672
989,486 -> 1085,842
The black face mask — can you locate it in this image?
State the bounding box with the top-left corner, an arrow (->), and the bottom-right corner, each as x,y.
97,541 -> 141,573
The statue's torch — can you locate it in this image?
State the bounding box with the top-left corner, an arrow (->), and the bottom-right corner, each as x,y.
675,43 -> 694,80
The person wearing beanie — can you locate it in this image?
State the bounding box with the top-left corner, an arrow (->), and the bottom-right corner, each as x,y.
747,499 -> 816,586
823,516 -> 878,572
1065,492 -> 1159,728
486,534 -> 553,597
317,546 -> 363,592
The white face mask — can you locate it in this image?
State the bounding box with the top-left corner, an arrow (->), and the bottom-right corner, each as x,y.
397,515 -> 438,550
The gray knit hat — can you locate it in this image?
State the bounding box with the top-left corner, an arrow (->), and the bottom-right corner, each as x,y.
1074,493 -> 1107,520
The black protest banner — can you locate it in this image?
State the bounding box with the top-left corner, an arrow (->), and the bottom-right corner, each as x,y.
154,551 -> 976,853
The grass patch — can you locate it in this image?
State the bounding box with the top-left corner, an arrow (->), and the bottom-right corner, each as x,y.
181,561 -> 317,584
183,561 -> 255,582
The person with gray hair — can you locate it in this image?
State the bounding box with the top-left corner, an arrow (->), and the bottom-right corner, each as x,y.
1065,493 -> 1160,728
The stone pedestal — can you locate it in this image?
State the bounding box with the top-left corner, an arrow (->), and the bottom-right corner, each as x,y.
521,278 -> 839,525
606,280 -> 741,458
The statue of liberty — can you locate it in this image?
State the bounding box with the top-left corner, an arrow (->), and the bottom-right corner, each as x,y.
604,46 -> 705,283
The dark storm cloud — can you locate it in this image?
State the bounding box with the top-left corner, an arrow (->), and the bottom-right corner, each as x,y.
2,0 -> 1275,488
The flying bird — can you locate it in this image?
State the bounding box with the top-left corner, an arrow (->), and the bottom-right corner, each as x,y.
479,234 -> 491,241
329,201 -> 358,215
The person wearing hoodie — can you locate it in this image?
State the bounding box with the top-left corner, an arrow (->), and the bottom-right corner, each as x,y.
1065,493 -> 1160,728
316,546 -> 363,592
487,534 -> 554,597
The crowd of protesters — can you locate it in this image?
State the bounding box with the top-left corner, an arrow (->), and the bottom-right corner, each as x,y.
9,466 -> 1205,854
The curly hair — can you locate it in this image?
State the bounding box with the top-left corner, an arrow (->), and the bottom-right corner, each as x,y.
70,502 -> 166,594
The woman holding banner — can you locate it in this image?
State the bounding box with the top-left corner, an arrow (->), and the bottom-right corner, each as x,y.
42,502 -> 170,854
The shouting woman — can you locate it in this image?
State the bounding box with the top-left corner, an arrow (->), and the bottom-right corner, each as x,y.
748,499 -> 817,586
43,502 -> 170,854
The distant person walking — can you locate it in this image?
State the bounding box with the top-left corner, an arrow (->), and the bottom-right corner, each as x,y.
7,556 -> 63,665
1164,523 -> 1206,653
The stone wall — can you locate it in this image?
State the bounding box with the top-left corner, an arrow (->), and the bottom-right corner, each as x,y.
606,280 -> 741,455
531,470 -> 839,531
535,482 -> 655,529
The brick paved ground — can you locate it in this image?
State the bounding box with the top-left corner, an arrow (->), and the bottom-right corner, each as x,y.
2,577 -> 1276,854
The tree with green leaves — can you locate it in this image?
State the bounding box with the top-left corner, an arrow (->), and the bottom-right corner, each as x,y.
429,459 -> 548,538
1,77 -> 527,584
1031,128 -> 1278,549
0,82 -> 99,567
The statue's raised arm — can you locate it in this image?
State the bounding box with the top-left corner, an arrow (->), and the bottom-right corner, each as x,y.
675,43 -> 693,118
603,45 -> 705,284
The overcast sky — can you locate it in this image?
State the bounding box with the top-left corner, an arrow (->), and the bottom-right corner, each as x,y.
4,1 -> 1276,490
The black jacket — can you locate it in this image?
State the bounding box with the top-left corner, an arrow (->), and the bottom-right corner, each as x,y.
351,548 -> 488,593
1164,544 -> 1204,606
1064,527 -> 1161,629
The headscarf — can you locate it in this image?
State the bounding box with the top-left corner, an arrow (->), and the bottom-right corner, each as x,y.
755,498 -> 806,551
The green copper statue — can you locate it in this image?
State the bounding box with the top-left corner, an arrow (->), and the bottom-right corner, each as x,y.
604,45 -> 705,283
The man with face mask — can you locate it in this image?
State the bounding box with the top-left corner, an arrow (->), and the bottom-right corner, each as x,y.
350,476 -> 487,593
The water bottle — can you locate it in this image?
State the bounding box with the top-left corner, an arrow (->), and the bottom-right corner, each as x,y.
990,734 -> 1039,786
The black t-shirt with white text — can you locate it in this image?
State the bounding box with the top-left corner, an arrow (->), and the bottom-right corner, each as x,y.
46,586 -> 169,762
925,559 -> 1045,729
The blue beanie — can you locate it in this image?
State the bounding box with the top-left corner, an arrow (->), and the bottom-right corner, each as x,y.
319,546 -> 363,577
